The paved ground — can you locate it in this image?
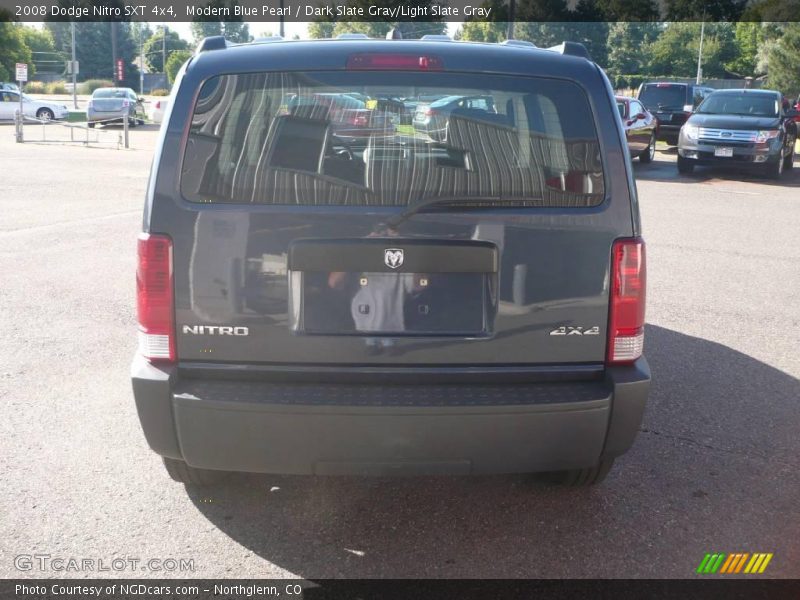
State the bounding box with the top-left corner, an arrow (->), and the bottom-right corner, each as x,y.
0,127 -> 798,579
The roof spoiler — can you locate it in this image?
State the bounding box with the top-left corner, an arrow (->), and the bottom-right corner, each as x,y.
547,41 -> 591,60
196,36 -> 228,53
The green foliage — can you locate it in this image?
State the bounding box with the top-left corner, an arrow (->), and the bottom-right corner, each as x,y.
150,88 -> 170,96
190,1 -> 251,44
307,21 -> 335,39
767,23 -> 800,97
647,22 -> 736,79
45,22 -> 141,87
78,79 -> 114,95
20,27 -> 55,54
724,22 -> 764,76
606,22 -> 663,77
24,81 -> 47,94
166,50 -> 193,84
144,28 -> 189,73
457,22 -> 508,43
45,81 -> 68,95
0,23 -> 34,81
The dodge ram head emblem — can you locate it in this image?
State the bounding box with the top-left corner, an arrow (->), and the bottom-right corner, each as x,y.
384,248 -> 404,269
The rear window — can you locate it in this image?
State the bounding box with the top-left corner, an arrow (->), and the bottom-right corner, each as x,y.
181,71 -> 604,207
638,84 -> 688,110
93,89 -> 128,99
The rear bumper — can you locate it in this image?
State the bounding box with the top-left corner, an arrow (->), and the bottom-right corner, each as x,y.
131,356 -> 650,476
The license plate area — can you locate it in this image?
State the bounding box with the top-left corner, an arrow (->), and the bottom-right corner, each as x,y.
714,146 -> 734,157
288,239 -> 498,336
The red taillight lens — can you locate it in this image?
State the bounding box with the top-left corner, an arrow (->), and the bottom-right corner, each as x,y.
607,238 -> 646,364
155,101 -> 161,109
136,233 -> 175,362
346,54 -> 444,70
424,107 -> 435,116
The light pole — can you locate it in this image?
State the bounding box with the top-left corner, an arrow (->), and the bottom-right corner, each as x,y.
695,20 -> 705,85
70,22 -> 77,109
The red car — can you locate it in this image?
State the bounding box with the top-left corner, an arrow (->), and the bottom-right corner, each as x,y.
616,96 -> 658,163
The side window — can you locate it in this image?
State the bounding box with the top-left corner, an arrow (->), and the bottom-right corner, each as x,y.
616,101 -> 626,118
629,101 -> 641,116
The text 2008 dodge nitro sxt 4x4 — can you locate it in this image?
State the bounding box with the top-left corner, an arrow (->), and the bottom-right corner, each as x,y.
132,35 -> 650,486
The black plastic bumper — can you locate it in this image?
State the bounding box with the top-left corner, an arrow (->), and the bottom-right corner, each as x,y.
131,355 -> 650,475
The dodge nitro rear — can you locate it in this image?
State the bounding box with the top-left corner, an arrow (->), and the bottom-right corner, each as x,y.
132,35 -> 650,486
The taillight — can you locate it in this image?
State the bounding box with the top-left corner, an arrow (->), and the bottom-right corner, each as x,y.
424,107 -> 436,116
122,99 -> 130,108
136,233 -> 175,362
155,101 -> 161,109
346,54 -> 444,70
607,238 -> 646,364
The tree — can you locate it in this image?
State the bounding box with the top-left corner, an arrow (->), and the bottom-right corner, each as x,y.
190,1 -> 251,44
646,22 -> 736,78
166,49 -> 193,84
143,28 -> 189,73
605,22 -> 663,78
457,22 -> 508,43
766,23 -> 800,98
305,0 -> 446,40
0,23 -> 33,81
725,22 -> 764,76
44,22 -> 140,87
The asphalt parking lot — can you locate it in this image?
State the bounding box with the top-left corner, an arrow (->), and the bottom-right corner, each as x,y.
1,126 -> 798,579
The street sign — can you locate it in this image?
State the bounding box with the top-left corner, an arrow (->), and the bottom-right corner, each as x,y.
66,60 -> 79,75
16,63 -> 28,82
115,59 -> 124,83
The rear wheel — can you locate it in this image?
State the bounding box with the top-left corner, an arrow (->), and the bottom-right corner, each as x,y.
162,457 -> 228,485
544,458 -> 615,486
639,133 -> 656,163
87,122 -> 95,129
677,154 -> 694,174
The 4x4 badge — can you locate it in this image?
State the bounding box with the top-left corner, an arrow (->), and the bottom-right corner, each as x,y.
550,326 -> 600,336
384,248 -> 404,269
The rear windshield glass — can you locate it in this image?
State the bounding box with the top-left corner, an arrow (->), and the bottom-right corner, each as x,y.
696,93 -> 778,117
181,71 -> 604,207
638,84 -> 688,110
93,89 -> 129,99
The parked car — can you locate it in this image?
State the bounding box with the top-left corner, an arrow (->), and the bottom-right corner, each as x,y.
637,82 -> 714,145
0,82 -> 21,92
86,87 -> 145,128
413,94 -> 501,141
0,90 -> 67,121
132,36 -> 650,487
677,88 -> 797,178
616,96 -> 657,163
148,98 -> 169,124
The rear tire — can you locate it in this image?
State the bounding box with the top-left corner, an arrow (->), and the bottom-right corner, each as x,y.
677,154 -> 694,174
783,140 -> 794,170
162,457 -> 227,485
87,122 -> 95,129
544,458 -> 615,486
639,133 -> 656,163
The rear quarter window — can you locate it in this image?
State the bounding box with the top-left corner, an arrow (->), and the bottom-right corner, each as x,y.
180,71 -> 605,208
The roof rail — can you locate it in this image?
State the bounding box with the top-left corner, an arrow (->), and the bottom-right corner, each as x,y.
386,28 -> 402,40
196,36 -> 228,53
252,36 -> 284,44
547,41 -> 591,60
500,40 -> 537,48
336,33 -> 370,40
421,34 -> 452,41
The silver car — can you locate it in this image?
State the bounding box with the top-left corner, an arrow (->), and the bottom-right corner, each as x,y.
86,87 -> 145,128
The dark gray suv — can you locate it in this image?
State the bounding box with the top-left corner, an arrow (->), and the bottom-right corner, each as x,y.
132,36 -> 650,486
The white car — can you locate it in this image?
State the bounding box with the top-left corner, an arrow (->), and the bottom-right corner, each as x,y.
148,98 -> 169,124
0,90 -> 68,121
